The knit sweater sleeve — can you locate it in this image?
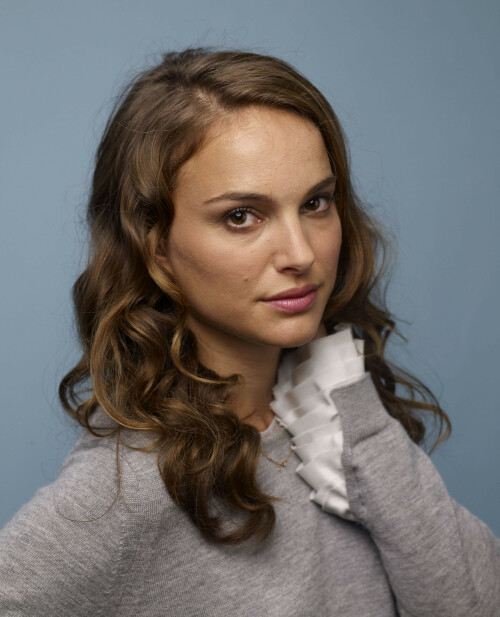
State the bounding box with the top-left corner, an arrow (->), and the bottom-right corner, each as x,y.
272,326 -> 500,616
0,432 -> 138,617
332,374 -> 500,617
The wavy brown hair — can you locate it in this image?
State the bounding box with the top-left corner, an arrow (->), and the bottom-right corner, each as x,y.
60,47 -> 450,546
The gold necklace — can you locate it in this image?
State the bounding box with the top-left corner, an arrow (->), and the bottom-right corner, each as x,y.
261,444 -> 294,472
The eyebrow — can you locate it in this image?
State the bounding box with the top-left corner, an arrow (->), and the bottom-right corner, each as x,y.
203,175 -> 337,206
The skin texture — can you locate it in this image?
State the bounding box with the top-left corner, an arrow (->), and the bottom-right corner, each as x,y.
158,106 -> 342,429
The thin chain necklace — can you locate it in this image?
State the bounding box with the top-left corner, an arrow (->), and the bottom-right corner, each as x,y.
261,443 -> 294,472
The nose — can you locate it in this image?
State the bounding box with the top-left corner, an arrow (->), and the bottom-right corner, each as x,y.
272,216 -> 315,274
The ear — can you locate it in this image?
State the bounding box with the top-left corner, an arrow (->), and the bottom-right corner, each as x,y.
154,239 -> 173,276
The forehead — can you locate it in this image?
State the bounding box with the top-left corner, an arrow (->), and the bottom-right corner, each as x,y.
174,106 -> 332,202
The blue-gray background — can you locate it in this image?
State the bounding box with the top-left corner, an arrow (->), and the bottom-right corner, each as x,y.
1,0 -> 499,534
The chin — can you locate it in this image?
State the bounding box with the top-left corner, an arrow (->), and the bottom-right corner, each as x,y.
261,319 -> 322,349
279,333 -> 317,349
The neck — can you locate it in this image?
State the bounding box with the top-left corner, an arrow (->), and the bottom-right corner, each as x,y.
189,322 -> 281,432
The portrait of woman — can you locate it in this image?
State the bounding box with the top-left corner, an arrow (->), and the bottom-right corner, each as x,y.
0,43 -> 499,616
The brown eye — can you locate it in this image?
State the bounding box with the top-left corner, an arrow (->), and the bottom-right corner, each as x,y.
303,195 -> 332,213
223,207 -> 261,231
229,210 -> 248,225
305,198 -> 321,211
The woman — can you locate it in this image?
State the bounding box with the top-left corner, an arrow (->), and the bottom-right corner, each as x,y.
0,48 -> 499,616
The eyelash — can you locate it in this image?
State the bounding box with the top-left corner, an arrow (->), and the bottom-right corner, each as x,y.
222,192 -> 336,231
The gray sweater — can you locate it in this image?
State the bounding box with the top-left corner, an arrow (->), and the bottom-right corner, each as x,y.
1,374 -> 499,616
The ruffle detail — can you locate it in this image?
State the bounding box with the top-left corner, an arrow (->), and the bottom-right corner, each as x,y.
270,324 -> 367,520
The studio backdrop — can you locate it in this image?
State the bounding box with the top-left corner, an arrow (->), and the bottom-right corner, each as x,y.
1,0 -> 499,534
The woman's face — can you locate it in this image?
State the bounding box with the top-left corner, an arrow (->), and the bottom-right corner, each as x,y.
160,106 -> 342,354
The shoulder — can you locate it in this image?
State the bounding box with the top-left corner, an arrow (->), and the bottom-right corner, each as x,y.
0,411 -> 174,615
55,408 -> 173,520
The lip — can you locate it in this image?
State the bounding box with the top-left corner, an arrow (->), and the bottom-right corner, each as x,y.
262,284 -> 319,314
264,284 -> 318,301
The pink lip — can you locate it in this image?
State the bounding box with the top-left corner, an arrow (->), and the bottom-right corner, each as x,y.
265,284 -> 318,301
263,284 -> 319,313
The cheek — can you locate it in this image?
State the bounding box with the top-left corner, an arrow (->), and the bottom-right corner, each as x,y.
316,221 -> 342,271
167,229 -> 262,292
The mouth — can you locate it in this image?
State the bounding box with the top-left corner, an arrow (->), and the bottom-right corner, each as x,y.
262,284 -> 319,313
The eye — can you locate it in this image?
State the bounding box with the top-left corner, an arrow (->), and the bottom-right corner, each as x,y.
302,193 -> 334,213
223,207 -> 261,230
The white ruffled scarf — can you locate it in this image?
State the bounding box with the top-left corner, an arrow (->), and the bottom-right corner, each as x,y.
270,324 -> 367,520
